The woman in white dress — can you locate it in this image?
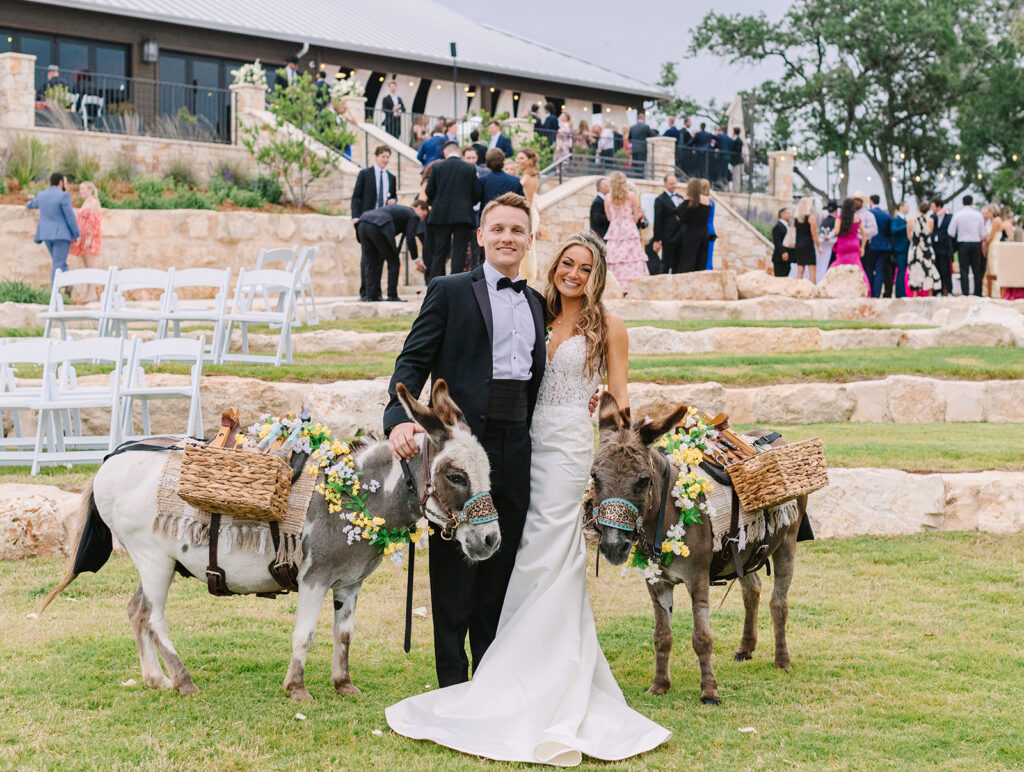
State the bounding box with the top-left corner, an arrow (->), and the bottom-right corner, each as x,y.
386,231 -> 671,766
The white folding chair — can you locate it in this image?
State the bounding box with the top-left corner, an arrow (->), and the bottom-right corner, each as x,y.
0,338 -> 53,463
159,267 -> 231,359
294,246 -> 320,325
220,268 -> 297,365
30,337 -> 126,474
103,268 -> 171,337
121,336 -> 205,441
38,267 -> 116,339
254,246 -> 298,313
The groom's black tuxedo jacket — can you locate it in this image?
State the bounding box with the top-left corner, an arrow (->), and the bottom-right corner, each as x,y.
383,264 -> 546,439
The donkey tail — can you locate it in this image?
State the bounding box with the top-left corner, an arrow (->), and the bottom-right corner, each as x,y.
35,476 -> 111,617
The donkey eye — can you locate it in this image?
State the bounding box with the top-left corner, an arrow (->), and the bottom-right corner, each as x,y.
445,473 -> 468,487
633,476 -> 650,493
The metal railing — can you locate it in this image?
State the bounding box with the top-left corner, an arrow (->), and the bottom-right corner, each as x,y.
539,150 -> 672,185
33,67 -> 233,144
361,107 -> 452,153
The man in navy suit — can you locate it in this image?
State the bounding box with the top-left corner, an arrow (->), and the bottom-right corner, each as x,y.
486,120 -> 514,157
690,122 -> 715,178
539,103 -> 559,145
663,116 -> 681,143
27,172 -> 80,283
481,149 -> 524,209
714,126 -> 733,188
417,125 -> 446,166
628,111 -> 658,176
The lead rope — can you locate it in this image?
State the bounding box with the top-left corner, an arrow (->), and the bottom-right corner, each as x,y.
399,442 -> 424,654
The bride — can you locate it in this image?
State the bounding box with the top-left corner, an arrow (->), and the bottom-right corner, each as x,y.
386,231 -> 671,766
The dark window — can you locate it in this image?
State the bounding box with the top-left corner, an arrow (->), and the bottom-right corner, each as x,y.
512,91 -> 521,117
592,103 -> 602,117
412,78 -> 431,114
363,70 -> 386,119
489,88 -> 501,116
4,30 -> 128,94
0,30 -> 13,54
159,51 -> 232,136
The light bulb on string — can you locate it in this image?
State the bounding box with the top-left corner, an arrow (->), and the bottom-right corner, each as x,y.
914,175 -> 921,182
951,170 -> 957,176
955,153 -> 960,161
844,149 -> 851,157
1014,154 -> 1019,162
977,172 -> 983,179
899,152 -> 905,160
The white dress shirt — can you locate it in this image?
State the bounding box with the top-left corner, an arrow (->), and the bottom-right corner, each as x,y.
949,206 -> 987,243
483,261 -> 535,381
488,134 -> 499,149
665,189 -> 681,205
375,166 -> 390,205
858,206 -> 878,240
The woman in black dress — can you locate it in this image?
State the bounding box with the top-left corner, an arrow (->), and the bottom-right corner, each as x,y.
675,177 -> 712,273
793,196 -> 820,282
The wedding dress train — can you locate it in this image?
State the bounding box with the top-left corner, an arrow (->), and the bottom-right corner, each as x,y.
386,336 -> 670,766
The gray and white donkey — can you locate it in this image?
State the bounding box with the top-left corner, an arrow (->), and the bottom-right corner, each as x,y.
38,379 -> 499,701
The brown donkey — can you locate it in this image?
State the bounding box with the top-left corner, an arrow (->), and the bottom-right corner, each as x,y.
589,392 -> 806,704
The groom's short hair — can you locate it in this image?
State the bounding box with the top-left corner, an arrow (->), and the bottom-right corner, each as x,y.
480,192 -> 531,227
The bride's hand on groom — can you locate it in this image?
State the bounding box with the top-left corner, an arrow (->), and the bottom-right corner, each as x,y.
389,421 -> 424,459
588,388 -> 601,414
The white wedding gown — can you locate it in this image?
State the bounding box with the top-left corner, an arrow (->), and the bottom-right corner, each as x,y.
386,336 -> 671,766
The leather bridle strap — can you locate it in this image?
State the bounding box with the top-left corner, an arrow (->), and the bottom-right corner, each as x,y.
206,513 -> 230,596
399,456 -> 419,654
651,452 -> 673,561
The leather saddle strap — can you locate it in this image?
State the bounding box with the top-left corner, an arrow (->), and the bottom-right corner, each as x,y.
729,491 -> 745,578
206,513 -> 231,596
267,520 -> 298,591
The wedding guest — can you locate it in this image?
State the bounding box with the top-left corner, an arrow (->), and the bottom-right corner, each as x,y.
908,202 -> 941,296
69,181 -> 102,302
424,141 -> 483,279
356,201 -> 425,302
729,127 -> 744,192
351,145 -> 396,219
502,157 -> 517,176
713,126 -> 732,188
597,123 -> 616,165
589,177 -> 610,240
653,174 -> 684,273
486,120 -> 514,157
690,122 -> 714,178
891,201 -> 911,298
461,145 -> 480,167
417,123 -> 447,165
930,198 -> 954,295
949,194 -> 987,296
530,103 -> 543,134
481,149 -> 524,209
819,199 -> 839,273
663,116 -> 681,144
444,119 -> 458,142
573,119 -> 592,149
851,191 -> 879,293
831,197 -> 870,289
868,194 -> 894,297
36,64 -> 64,101
603,171 -> 648,291
771,206 -> 792,278
381,80 -> 405,138
539,103 -> 559,145
515,148 -> 539,207
283,56 -> 300,86
677,177 -> 712,274
555,112 -> 572,164
627,111 -> 658,176
468,131 -> 487,169
700,178 -> 716,270
411,116 -> 429,149
792,196 -> 820,283
313,71 -> 331,110
26,172 -> 80,284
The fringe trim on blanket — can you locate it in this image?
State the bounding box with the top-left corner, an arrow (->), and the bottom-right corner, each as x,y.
710,497 -> 799,554
152,513 -> 303,566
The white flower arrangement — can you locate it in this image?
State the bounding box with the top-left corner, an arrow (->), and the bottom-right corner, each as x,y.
330,77 -> 366,101
231,60 -> 268,89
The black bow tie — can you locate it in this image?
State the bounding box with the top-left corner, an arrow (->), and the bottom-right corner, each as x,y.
496,276 -> 527,293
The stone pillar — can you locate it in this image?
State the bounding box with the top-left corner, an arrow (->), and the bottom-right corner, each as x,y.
0,52 -> 37,130
768,150 -> 794,203
230,82 -> 266,143
647,136 -> 677,181
505,117 -> 534,150
340,96 -> 367,124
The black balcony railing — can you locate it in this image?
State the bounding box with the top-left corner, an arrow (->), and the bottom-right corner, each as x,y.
33,67 -> 233,144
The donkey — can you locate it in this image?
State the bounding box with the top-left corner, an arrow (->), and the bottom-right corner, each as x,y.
589,392 -> 806,704
38,379 -> 500,701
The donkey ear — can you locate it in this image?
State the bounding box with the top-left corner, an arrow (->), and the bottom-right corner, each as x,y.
396,382 -> 450,446
597,390 -> 627,433
430,379 -> 467,428
636,403 -> 690,446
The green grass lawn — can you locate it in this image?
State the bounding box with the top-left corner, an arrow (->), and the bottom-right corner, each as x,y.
736,423 -> 1024,473
0,464 -> 98,489
1,532 -> 1021,769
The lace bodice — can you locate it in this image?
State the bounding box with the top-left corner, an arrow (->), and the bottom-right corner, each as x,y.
536,335 -> 601,410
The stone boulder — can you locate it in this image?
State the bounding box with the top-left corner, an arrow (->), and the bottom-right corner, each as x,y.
941,472 -> 1024,533
807,468 -> 945,538
0,301 -> 48,329
710,326 -> 822,354
627,270 -> 738,301
627,327 -> 715,355
603,271 -> 625,300
0,484 -> 81,560
816,265 -> 870,299
628,382 -> 729,420
735,270 -> 818,299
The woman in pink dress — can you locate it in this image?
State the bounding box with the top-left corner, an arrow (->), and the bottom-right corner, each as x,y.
554,112 -> 572,164
603,171 -> 648,293
829,196 -> 870,289
69,180 -> 102,302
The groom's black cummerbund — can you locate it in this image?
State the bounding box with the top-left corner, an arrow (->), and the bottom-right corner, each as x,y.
487,378 -> 529,424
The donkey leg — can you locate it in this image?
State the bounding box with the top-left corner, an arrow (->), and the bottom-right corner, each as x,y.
330,581 -> 363,696
284,580 -> 328,701
127,585 -> 173,690
734,572 -> 762,661
138,558 -> 199,695
687,580 -> 720,705
645,579 -> 675,695
770,532 -> 798,671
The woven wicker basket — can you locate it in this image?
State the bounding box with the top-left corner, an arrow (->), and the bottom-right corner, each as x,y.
726,437 -> 828,511
177,444 -> 292,521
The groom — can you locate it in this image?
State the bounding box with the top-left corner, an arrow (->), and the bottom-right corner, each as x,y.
384,192 -> 546,687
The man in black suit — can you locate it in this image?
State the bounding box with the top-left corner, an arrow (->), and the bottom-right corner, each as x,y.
930,198 -> 954,296
772,206 -> 793,278
313,70 -> 331,110
486,120 -> 514,157
355,201 -> 426,302
653,174 -> 685,273
713,126 -> 733,188
469,130 -> 488,169
385,192 -> 545,686
589,177 -> 610,240
628,111 -> 658,177
351,145 -> 398,300
690,122 -> 715,178
530,104 -> 543,135
381,80 -> 406,138
481,149 -> 525,208
540,102 -> 559,145
424,141 -> 484,280
730,127 -> 744,191
677,117 -> 695,174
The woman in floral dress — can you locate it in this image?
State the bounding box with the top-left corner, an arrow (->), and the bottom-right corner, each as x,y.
907,202 -> 942,296
69,181 -> 102,302
603,171 -> 648,292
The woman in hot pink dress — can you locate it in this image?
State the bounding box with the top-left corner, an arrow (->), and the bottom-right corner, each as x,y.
602,171 -> 648,293
829,196 -> 870,289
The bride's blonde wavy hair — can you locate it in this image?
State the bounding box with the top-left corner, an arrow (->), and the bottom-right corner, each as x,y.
543,231 -> 609,379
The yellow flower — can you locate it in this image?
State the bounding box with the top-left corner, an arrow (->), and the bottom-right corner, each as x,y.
409,530 -> 422,544
258,426 -> 270,438
372,517 -> 386,526
661,542 -> 673,553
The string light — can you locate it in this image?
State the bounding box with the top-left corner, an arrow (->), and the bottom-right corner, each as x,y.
951,170 -> 957,176
839,172 -> 846,179
513,94 -> 519,100
955,153 -> 960,161
378,76 -> 384,82
489,87 -> 495,92
899,152 -> 905,160
938,173 -> 944,179
408,81 -> 414,87
977,172 -> 983,179
1014,154 -> 1019,162
914,175 -> 921,182
436,84 -> 442,89
844,149 -> 851,157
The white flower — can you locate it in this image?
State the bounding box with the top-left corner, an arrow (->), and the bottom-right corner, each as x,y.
330,78 -> 366,100
246,423 -> 263,436
679,497 -> 693,510
666,522 -> 686,541
293,436 -> 312,454
388,549 -> 405,567
641,563 -> 664,584
259,413 -> 270,422
366,479 -> 381,493
708,429 -> 720,439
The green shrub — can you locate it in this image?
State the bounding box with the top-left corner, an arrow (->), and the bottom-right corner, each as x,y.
228,187 -> 265,208
59,144 -> 100,182
105,155 -> 135,181
215,159 -> 249,185
7,136 -> 50,187
0,176 -> 7,195
0,279 -> 51,304
131,175 -> 168,200
164,159 -> 197,188
254,175 -> 282,204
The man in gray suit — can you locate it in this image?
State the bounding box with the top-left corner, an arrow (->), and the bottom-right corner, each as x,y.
26,173 -> 80,283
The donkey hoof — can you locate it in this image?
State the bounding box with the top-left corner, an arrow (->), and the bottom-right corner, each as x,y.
734,651 -> 753,661
176,681 -> 199,696
288,687 -> 314,702
646,682 -> 670,696
775,660 -> 793,672
334,681 -> 361,696
700,693 -> 721,705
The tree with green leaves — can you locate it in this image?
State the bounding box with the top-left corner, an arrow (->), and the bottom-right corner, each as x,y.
691,0 -> 1006,207
241,70 -> 356,209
